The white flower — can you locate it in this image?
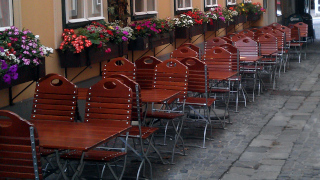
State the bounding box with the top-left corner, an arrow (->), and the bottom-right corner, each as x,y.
35,35 -> 40,39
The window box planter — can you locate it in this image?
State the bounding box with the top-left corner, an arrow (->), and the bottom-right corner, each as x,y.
247,14 -> 261,21
238,14 -> 247,23
58,49 -> 89,68
0,58 -> 46,90
228,17 -> 238,26
149,31 -> 175,49
87,42 -> 128,64
207,20 -> 218,31
218,20 -> 227,29
128,36 -> 150,51
175,24 -> 207,39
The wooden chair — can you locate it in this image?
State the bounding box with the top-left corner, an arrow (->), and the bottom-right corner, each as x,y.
170,46 -> 198,61
31,73 -> 78,122
179,43 -> 202,59
147,59 -> 189,164
268,22 -> 283,29
221,36 -> 233,44
61,78 -> 133,179
180,57 -> 218,148
135,56 -> 162,89
260,26 -> 273,33
205,37 -> 227,50
102,57 -> 137,81
269,29 -> 287,73
238,29 -> 255,39
0,110 -> 42,179
231,34 -> 247,43
294,22 -> 308,45
225,33 -> 237,40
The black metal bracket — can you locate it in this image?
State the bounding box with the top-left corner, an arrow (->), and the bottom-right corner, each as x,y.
66,66 -> 91,82
8,81 -> 36,106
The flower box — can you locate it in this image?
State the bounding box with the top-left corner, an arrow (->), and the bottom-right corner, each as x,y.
128,37 -> 149,51
207,20 -> 218,31
218,20 -> 228,29
88,42 -> 128,64
228,17 -> 237,26
58,49 -> 89,68
175,24 -> 207,39
238,14 -> 247,23
0,58 -> 46,90
247,14 -> 261,21
149,31 -> 175,49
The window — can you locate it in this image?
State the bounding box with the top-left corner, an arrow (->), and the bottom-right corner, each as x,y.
65,0 -> 104,24
227,0 -> 236,5
133,0 -> 157,16
176,0 -> 192,11
244,0 -> 252,3
0,0 -> 13,31
205,0 -> 218,8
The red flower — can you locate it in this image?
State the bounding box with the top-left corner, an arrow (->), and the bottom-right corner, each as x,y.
107,30 -> 113,36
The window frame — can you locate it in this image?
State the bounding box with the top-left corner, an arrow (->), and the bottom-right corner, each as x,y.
0,0 -> 14,31
205,0 -> 218,8
63,0 -> 105,29
175,0 -> 193,11
243,0 -> 252,3
131,0 -> 158,21
226,0 -> 237,6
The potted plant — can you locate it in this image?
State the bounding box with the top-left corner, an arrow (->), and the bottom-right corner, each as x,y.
246,2 -> 266,21
174,9 -> 209,39
227,6 -> 239,25
148,18 -> 175,49
0,26 -> 52,88
206,10 -> 218,31
235,3 -> 248,23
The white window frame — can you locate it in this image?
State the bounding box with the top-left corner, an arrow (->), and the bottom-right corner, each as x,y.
176,0 -> 193,11
133,0 -> 158,16
0,0 -> 13,31
227,0 -> 237,6
244,0 -> 252,3
205,0 -> 218,8
65,0 -> 104,24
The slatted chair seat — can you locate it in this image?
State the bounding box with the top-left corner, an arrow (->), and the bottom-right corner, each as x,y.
31,73 -> 78,122
0,110 -> 43,179
170,46 -> 199,61
126,126 -> 159,139
61,150 -> 127,162
205,37 -> 228,50
103,57 -> 136,81
135,56 -> 162,89
146,111 -> 185,119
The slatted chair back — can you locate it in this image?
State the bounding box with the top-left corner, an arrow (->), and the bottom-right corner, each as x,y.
269,22 -> 282,29
203,46 -> 237,72
179,43 -> 202,59
108,74 -> 142,123
231,34 -> 247,42
269,29 -> 286,53
257,33 -> 278,56
225,33 -> 237,40
219,43 -> 240,73
294,22 -> 308,38
260,26 -> 273,33
234,37 -> 259,57
153,59 -> 189,101
0,110 -> 42,179
84,78 -> 132,125
170,46 -> 198,61
31,73 -> 78,122
250,28 -> 260,33
103,57 -> 136,81
278,25 -> 292,43
205,37 -> 227,50
135,56 -> 161,89
289,25 -> 301,41
221,36 -> 233,44
180,57 -> 209,94
239,29 -> 255,39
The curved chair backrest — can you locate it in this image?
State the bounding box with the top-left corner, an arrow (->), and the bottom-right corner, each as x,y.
179,43 -> 202,59
31,73 -> 78,122
250,28 -> 260,33
269,22 -> 282,29
260,26 -> 273,33
171,46 -> 198,61
257,33 -> 278,56
103,57 -> 136,81
294,22 -> 308,38
0,110 -> 42,179
153,59 -> 189,100
231,34 -> 247,42
135,56 -> 162,89
221,36 -> 233,44
85,78 -> 132,125
205,37 -> 227,49
203,46 -> 237,72
269,29 -> 286,49
289,26 -> 301,41
278,25 -> 292,42
234,37 -> 259,57
180,57 -> 208,94
239,29 -> 255,39
225,33 -> 237,40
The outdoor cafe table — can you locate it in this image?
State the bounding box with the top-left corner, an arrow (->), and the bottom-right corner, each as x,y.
29,120 -> 131,180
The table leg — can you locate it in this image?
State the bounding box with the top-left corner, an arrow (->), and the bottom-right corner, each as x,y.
71,152 -> 85,180
55,150 -> 69,180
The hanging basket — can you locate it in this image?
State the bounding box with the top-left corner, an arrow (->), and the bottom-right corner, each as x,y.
218,20 -> 227,29
175,24 -> 207,39
238,14 -> 247,23
58,49 -> 88,68
0,58 -> 46,90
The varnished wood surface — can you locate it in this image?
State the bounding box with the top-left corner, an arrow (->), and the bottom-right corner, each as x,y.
141,89 -> 180,103
209,71 -> 238,81
29,120 -> 131,151
240,56 -> 263,62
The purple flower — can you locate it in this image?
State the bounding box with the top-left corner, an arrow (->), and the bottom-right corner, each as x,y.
14,32 -> 19,35
22,36 -> 26,40
32,50 -> 37,54
219,16 -> 226,22
40,52 -> 44,56
0,47 -> 4,52
115,26 -> 119,30
8,31 -> 12,35
1,60 -> 8,70
11,72 -> 18,80
255,13 -> 258,15
23,31 -> 28,35
9,64 -> 18,73
25,46 -> 30,50
28,42 -> 33,46
23,58 -> 30,65
3,74 -> 11,84
123,31 -> 128,35
21,44 -> 26,49
122,36 -> 128,41
33,59 -> 39,65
